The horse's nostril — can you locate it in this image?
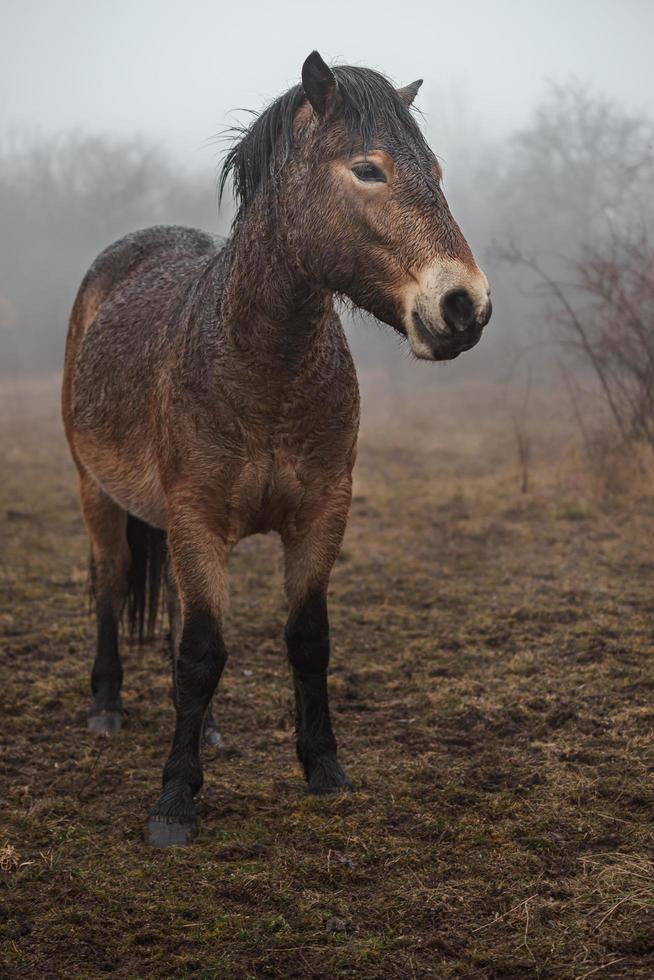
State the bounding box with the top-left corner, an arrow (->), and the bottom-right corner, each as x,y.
441,289 -> 476,333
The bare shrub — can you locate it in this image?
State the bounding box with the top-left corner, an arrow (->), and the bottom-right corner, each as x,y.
503,234 -> 654,449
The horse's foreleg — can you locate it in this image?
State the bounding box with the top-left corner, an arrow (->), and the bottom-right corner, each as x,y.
282,480 -> 352,794
147,512 -> 229,846
79,474 -> 130,733
166,572 -> 223,749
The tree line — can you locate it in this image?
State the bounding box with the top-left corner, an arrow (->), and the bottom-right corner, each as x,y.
1,84 -> 653,448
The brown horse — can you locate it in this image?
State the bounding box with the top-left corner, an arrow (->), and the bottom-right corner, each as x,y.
62,52 -> 491,846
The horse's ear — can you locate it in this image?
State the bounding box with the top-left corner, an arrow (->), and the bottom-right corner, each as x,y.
397,79 -> 423,107
302,51 -> 339,117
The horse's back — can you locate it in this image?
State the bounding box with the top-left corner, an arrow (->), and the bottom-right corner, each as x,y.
63,224 -> 222,399
65,225 -> 222,351
81,225 -> 222,294
86,224 -> 220,274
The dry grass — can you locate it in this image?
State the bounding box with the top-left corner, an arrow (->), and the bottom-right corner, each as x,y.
1,375 -> 653,979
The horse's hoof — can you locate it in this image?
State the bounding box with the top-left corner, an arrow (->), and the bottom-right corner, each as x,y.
88,709 -> 124,734
203,726 -> 224,749
309,778 -> 353,796
307,757 -> 353,795
146,816 -> 198,847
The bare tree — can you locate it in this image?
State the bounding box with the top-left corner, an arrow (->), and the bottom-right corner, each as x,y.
0,132 -> 222,375
501,233 -> 654,447
495,82 -> 654,260
496,84 -> 654,447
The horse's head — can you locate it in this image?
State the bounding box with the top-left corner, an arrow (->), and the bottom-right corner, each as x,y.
221,52 -> 491,360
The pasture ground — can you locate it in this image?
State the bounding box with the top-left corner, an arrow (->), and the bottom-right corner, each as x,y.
1,375 -> 653,979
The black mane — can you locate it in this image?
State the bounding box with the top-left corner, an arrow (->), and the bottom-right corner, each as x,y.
219,65 -> 433,222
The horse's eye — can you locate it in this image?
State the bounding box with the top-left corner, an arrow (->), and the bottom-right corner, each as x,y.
352,162 -> 387,183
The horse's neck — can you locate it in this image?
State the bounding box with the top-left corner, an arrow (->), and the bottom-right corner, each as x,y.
219,204 -> 335,364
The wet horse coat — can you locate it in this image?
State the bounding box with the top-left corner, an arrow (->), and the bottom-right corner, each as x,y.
62,53 -> 491,845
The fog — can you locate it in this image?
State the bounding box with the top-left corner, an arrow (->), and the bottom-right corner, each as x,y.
3,0 -> 653,159
1,0 -> 653,433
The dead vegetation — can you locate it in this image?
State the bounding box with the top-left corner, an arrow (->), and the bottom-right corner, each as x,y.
1,376 -> 654,979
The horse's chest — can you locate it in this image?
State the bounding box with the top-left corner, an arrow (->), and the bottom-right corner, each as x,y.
229,449 -> 311,535
232,413 -> 357,536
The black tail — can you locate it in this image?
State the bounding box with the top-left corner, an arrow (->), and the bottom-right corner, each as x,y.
125,515 -> 167,641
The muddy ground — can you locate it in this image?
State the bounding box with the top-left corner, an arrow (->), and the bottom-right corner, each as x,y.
1,376 -> 653,979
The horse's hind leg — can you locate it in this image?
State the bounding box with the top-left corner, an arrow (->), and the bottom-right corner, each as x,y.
166,572 -> 223,749
282,481 -> 353,794
79,474 -> 130,733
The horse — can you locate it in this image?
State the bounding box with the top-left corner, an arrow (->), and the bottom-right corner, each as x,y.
62,51 -> 492,847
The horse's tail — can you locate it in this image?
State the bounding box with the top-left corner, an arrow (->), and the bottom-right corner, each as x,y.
125,515 -> 168,641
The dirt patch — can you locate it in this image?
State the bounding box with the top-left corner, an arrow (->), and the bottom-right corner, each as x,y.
1,378 -> 653,978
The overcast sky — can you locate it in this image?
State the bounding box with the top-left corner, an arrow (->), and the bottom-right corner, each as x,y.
2,0 -> 653,170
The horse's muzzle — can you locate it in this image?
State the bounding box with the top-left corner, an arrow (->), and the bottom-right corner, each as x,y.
409,287 -> 492,361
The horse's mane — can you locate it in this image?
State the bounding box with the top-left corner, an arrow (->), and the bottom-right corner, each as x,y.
219,65 -> 433,223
